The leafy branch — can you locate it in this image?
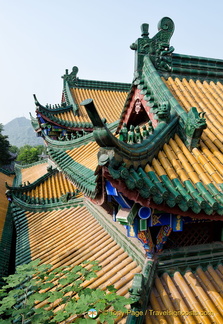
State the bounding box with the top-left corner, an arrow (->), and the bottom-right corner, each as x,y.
0,259 -> 133,323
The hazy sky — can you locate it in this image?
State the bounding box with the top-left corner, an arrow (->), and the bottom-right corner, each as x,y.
1,0 -> 223,125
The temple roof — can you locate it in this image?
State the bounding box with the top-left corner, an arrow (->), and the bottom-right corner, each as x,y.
76,18 -> 223,219
47,141 -> 99,198
34,70 -> 130,135
10,200 -> 142,322
41,72 -> 223,218
3,16 -> 223,323
7,168 -> 83,207
30,18 -> 223,220
103,130 -> 223,218
18,160 -> 49,184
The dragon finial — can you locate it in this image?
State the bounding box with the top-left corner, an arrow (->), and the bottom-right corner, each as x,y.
184,107 -> 207,149
130,17 -> 175,74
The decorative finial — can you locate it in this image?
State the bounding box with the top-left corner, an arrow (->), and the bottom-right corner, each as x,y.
72,66 -> 79,77
157,17 -> 174,33
141,23 -> 149,37
62,66 -> 79,86
33,94 -> 40,107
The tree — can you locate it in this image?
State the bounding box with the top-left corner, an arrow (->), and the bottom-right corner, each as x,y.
17,145 -> 45,165
0,260 -> 132,323
0,124 -> 11,166
8,146 -> 19,154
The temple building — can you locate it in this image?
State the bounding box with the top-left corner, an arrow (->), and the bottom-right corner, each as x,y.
1,17 -> 223,323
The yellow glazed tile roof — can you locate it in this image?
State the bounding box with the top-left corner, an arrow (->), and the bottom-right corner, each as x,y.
70,88 -> 128,124
48,88 -> 127,126
137,77 -> 223,214
66,141 -> 99,171
148,133 -> 223,193
141,131 -> 223,215
20,162 -> 49,184
18,204 -> 141,319
52,110 -> 89,125
164,78 -> 223,146
26,171 -> 82,200
0,172 -> 14,240
146,266 -> 223,324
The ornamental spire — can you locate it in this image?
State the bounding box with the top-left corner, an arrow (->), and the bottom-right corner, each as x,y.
130,17 -> 175,77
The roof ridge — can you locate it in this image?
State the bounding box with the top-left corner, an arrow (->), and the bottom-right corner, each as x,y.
84,199 -> 145,267
157,242 -> 223,275
10,193 -> 84,212
73,78 -> 131,92
48,147 -> 97,198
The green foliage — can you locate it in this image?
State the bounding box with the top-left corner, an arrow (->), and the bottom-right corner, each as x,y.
8,145 -> 19,154
16,145 -> 45,165
0,259 -> 133,323
0,124 -> 11,166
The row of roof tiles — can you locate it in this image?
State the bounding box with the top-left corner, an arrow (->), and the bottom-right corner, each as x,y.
12,171 -> 82,205
165,78 -> 223,144
20,162 -> 49,184
147,265 -> 223,324
37,88 -> 128,129
27,171 -> 82,200
71,88 -> 128,124
48,141 -> 99,197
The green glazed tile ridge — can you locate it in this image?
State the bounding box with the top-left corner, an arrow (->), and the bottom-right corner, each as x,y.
62,66 -> 130,91
0,168 -> 15,176
157,242 -> 223,275
43,120 -> 119,150
0,206 -> 14,286
169,53 -> 223,81
7,168 -> 58,193
10,194 -> 84,212
14,158 -> 48,171
29,112 -> 39,131
34,93 -> 74,114
63,80 -> 79,112
44,113 -> 93,129
10,204 -> 31,267
48,149 -> 97,198
13,166 -> 22,187
93,116 -> 178,166
126,259 -> 157,324
84,199 -> 145,268
143,55 -> 187,123
71,78 -> 131,92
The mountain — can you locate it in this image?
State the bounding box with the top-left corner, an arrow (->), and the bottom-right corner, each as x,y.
3,117 -> 43,148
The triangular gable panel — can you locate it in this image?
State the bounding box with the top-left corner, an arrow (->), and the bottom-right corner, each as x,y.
122,87 -> 158,128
